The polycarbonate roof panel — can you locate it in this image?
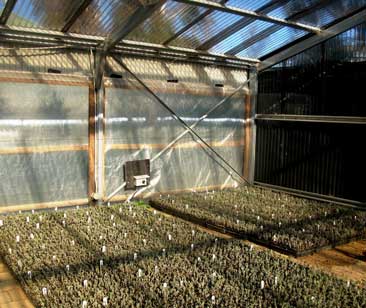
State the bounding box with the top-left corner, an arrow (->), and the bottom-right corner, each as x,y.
171,10 -> 244,49
226,0 -> 275,11
209,20 -> 275,54
126,0 -> 215,44
69,0 -> 140,37
296,0 -> 366,28
237,26 -> 307,58
268,0 -> 321,19
6,0 -> 82,30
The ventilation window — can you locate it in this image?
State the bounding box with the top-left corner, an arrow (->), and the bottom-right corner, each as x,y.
215,83 -> 224,88
167,79 -> 179,83
48,68 -> 62,74
110,73 -> 123,79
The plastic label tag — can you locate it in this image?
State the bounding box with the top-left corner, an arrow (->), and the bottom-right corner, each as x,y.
26,217 -> 30,223
102,246 -> 106,253
0,220 -> 3,227
83,280 -> 88,288
42,287 -> 48,296
16,235 -> 20,243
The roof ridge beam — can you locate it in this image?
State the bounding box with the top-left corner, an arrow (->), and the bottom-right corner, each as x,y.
0,0 -> 17,25
173,0 -> 321,33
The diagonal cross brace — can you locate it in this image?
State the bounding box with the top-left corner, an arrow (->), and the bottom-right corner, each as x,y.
106,56 -> 254,201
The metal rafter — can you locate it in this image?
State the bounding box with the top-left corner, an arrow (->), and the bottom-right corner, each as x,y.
196,0 -> 291,51
162,0 -> 228,45
62,0 -> 93,32
259,8 -> 366,71
0,25 -> 259,66
0,0 -> 17,25
226,0 -> 334,56
173,0 -> 321,33
103,0 -> 166,52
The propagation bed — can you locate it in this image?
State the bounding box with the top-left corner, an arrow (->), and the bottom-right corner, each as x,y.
150,186 -> 366,256
1,203 -> 366,307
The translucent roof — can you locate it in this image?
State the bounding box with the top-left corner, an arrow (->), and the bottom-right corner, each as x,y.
0,0 -> 365,61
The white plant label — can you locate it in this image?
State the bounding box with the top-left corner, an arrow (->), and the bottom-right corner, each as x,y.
163,283 -> 167,288
110,215 -> 114,221
100,260 -> 104,267
113,222 -> 116,227
8,248 -> 12,254
153,210 -> 157,215
211,296 -> 216,304
168,234 -> 172,241
137,269 -> 143,278
162,248 -> 166,254
275,276 -> 278,286
155,265 -> 158,273
191,243 -> 194,250
19,210 -> 22,214
0,220 -> 3,227
64,213 -> 67,218
62,220 -> 66,227
83,280 -> 88,288
119,207 -> 122,213
26,216 -> 30,223
32,210 -> 35,214
30,233 -> 34,240
55,207 -> 58,212
103,297 -> 108,306
192,230 -> 195,237
124,233 -> 127,238
36,223 -> 40,229
212,254 -> 216,261
197,257 -> 201,262
134,253 -> 137,260
71,240 -> 75,246
39,216 -> 42,222
102,246 -> 106,253
236,219 -> 240,224
185,204 -> 189,209
76,206 -> 80,210
27,271 -> 32,278
87,217 -> 91,224
82,300 -> 87,308
250,245 -> 253,252
52,255 -> 56,261
66,265 -> 70,271
107,202 -> 111,207
42,287 -> 48,296
143,239 -> 147,246
16,235 -> 20,243
261,280 -> 264,289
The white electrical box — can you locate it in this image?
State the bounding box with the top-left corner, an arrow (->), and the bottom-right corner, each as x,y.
134,175 -> 150,187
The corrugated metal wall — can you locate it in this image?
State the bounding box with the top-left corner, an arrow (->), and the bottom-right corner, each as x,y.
256,22 -> 366,203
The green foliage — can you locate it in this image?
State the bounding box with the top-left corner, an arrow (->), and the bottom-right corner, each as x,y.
0,204 -> 365,307
153,186 -> 366,254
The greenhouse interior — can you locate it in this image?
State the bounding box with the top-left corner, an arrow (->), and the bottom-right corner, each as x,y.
0,0 -> 366,307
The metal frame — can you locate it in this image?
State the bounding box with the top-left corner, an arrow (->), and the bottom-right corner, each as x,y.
259,8 -> 366,71
196,0 -> 291,51
226,0 -> 334,56
173,0 -> 321,33
0,0 -> 17,25
162,0 -> 228,45
62,0 -> 93,32
256,115 -> 366,125
103,0 -> 165,52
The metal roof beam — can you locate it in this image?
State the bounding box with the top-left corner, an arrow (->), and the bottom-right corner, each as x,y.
226,0 -> 334,56
62,0 -> 93,32
0,0 -> 17,25
162,0 -> 228,45
173,0 -> 320,33
196,0 -> 291,51
0,25 -> 259,66
103,0 -> 165,52
259,8 -> 366,71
